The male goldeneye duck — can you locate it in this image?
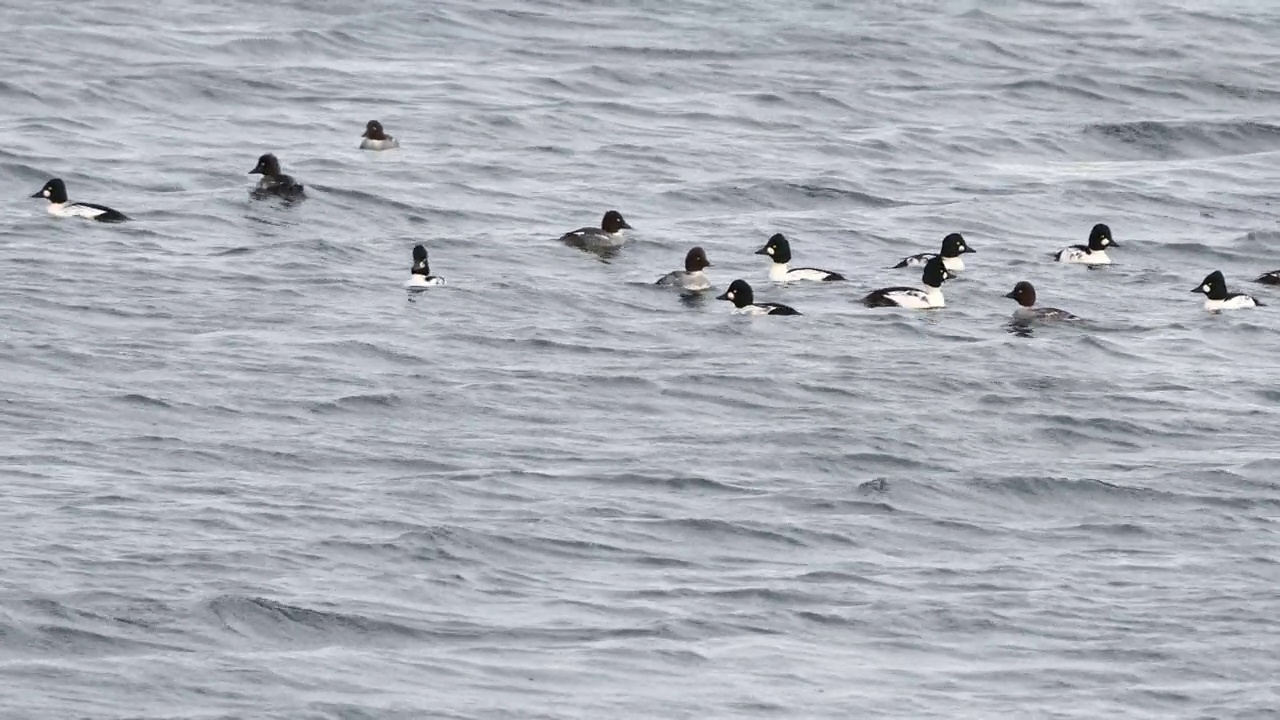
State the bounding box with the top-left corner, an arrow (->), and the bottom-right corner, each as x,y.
715,279 -> 800,315
1254,270 -> 1280,285
893,232 -> 974,272
248,153 -> 305,198
655,247 -> 712,291
1004,281 -> 1081,321
754,233 -> 845,282
1053,223 -> 1117,265
1192,270 -> 1261,311
30,178 -> 128,222
360,120 -> 400,151
863,255 -> 951,309
408,244 -> 445,287
560,210 -> 631,245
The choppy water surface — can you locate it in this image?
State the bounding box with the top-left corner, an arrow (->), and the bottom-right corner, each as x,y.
3,1 -> 1280,717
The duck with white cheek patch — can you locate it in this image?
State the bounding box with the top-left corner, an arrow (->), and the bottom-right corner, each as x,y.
409,244 -> 450,286
1192,270 -> 1261,311
754,233 -> 845,282
863,255 -> 951,309
407,245 -> 446,288
30,178 -> 129,222
1053,223 -> 1117,265
716,279 -> 800,315
893,232 -> 975,273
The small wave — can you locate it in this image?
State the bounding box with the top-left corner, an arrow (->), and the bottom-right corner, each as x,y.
8,599 -> 183,657
970,476 -> 1162,507
316,340 -> 424,365
1001,78 -> 1114,103
308,393 -> 402,414
645,518 -> 825,547
564,472 -> 761,495
1185,79 -> 1280,102
1155,242 -> 1262,263
794,610 -> 865,628
206,595 -> 429,645
115,393 -> 172,409
0,80 -> 41,101
29,624 -> 182,655
1085,120 -> 1280,159
661,179 -> 902,210
213,246 -> 257,256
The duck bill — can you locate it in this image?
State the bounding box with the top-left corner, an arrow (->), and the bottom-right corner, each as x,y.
248,168 -> 262,175
620,221 -> 633,230
29,190 -> 42,198
1003,290 -> 1017,299
966,247 -> 977,254
1189,287 -> 1202,294
715,291 -> 731,301
753,246 -> 769,256
1108,241 -> 1120,248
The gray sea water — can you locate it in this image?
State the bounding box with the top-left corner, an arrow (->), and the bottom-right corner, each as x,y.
3,1 -> 1280,717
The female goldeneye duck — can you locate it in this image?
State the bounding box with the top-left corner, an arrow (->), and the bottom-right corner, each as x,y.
29,178 -> 128,222
655,247 -> 712,291
754,233 -> 845,282
1004,281 -> 1081,321
1053,223 -> 1117,265
248,153 -> 305,198
893,232 -> 975,272
1192,270 -> 1262,311
360,120 -> 400,150
408,244 -> 445,287
863,255 -> 951,309
715,279 -> 800,315
1254,270 -> 1280,285
560,210 -> 631,245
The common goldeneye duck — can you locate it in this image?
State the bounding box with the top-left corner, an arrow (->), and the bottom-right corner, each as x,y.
1254,270 -> 1280,285
715,279 -> 800,315
893,232 -> 974,272
863,255 -> 951,309
248,153 -> 305,198
655,247 -> 712,291
1004,281 -> 1081,321
1192,270 -> 1261,311
29,178 -> 128,222
408,244 -> 445,287
1053,223 -> 1117,265
360,120 -> 400,150
560,210 -> 631,244
754,233 -> 845,282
